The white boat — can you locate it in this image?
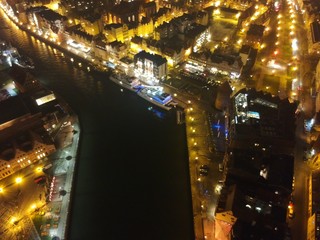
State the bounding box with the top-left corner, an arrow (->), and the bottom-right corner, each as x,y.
137,86 -> 173,111
13,55 -> 35,69
1,43 -> 34,69
109,73 -> 141,92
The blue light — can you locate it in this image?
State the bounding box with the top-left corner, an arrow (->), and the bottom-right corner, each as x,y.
212,124 -> 221,129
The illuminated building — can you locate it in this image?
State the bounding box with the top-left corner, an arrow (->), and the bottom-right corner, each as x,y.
93,39 -> 108,60
106,41 -> 129,62
64,24 -> 94,47
80,14 -> 104,36
27,6 -> 67,35
162,45 -> 184,67
134,50 -> 167,80
136,18 -> 154,37
105,1 -> 156,24
130,36 -> 145,54
188,52 -> 243,78
104,23 -> 134,43
152,7 -> 173,27
0,94 -> 56,180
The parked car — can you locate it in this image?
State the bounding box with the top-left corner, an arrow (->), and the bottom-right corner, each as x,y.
288,198 -> 295,219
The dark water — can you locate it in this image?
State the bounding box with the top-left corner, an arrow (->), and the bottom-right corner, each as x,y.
0,15 -> 194,239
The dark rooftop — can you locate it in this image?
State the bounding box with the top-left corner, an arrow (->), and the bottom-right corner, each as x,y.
247,24 -> 265,37
0,95 -> 32,125
134,50 -> 167,65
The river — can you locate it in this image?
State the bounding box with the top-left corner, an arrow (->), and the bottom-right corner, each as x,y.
0,14 -> 194,240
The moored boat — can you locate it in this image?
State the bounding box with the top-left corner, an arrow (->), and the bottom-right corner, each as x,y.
137,86 -> 173,111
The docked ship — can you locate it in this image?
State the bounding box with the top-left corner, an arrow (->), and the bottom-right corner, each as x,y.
1,42 -> 34,69
137,86 -> 174,111
109,73 -> 141,92
12,54 -> 35,69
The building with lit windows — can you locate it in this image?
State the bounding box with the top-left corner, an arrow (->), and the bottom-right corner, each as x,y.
106,41 -> 129,62
104,23 -> 135,43
93,39 -> 108,60
0,94 -> 56,180
27,6 -> 67,36
187,51 -> 243,78
162,45 -> 184,67
134,50 -> 167,80
130,36 -> 145,54
64,24 -> 94,47
153,7 -> 179,28
80,14 -> 103,36
136,18 -> 154,37
185,24 -> 208,52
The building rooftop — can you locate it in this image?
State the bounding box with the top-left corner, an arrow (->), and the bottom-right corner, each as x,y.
0,95 -> 31,126
217,182 -> 288,240
311,21 -> 320,43
110,1 -> 141,16
229,148 -> 294,192
134,50 -> 167,65
38,8 -> 67,22
232,88 -> 297,141
247,24 -> 265,37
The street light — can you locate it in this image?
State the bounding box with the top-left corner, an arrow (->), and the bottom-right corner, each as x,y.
15,177 -> 22,184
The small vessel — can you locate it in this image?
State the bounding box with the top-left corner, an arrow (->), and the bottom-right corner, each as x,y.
1,42 -> 35,69
12,55 -> 35,69
137,86 -> 173,111
110,73 -> 141,92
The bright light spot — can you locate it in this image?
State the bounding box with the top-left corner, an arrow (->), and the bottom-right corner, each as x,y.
15,177 -> 22,184
292,38 -> 298,51
11,217 -> 17,224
